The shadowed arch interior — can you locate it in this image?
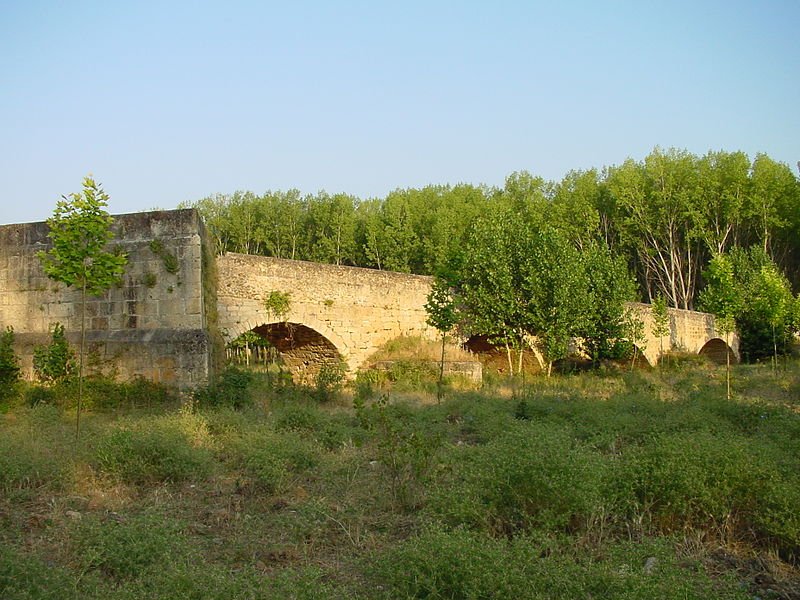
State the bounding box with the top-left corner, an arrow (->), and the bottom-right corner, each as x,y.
251,322 -> 342,382
698,338 -> 737,365
463,334 -> 543,374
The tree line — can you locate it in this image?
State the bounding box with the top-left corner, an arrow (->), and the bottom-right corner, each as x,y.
182,147 -> 800,363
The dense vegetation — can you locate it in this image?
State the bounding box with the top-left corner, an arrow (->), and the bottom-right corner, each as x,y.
182,147 -> 800,362
1,361 -> 799,599
182,148 -> 800,302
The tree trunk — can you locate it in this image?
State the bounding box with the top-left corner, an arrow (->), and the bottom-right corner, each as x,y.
772,324 -> 778,378
505,341 -> 514,377
77,277 -> 86,442
437,333 -> 446,403
725,331 -> 731,400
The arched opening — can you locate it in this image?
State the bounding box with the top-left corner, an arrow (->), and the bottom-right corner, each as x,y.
230,322 -> 344,384
698,338 -> 737,365
463,334 -> 543,375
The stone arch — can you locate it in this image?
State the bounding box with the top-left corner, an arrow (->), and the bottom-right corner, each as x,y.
463,334 -> 544,373
698,337 -> 737,365
232,321 -> 346,383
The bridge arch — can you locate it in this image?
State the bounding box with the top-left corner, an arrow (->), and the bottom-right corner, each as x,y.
698,337 -> 738,365
228,321 -> 346,383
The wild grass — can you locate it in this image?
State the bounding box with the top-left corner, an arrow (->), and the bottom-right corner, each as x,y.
1,360 -> 798,599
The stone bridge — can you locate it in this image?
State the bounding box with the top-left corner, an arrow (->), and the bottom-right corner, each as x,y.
216,253 -> 435,380
216,253 -> 739,375
0,209 -> 739,386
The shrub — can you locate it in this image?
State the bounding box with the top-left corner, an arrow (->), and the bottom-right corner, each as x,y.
223,427 -> 322,494
72,512 -> 187,581
0,326 -> 20,385
94,413 -> 214,484
429,422 -> 606,535
194,366 -> 253,409
357,395 -> 442,510
273,402 -> 322,432
32,322 -> 75,384
373,528 -> 748,600
311,360 -> 345,402
23,384 -> 59,408
612,429 -> 799,556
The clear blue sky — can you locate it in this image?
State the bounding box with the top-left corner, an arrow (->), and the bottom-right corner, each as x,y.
1,0 -> 798,225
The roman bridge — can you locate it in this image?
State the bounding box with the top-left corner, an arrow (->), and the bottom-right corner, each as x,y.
1,209 -> 738,386
216,253 -> 739,376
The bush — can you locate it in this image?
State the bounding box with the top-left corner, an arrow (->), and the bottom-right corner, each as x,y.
310,360 -> 345,402
194,366 -> 253,409
357,395 -> 442,510
612,429 -> 800,556
72,512 -> 187,581
94,413 -> 214,484
223,427 -> 322,494
373,528 -> 748,600
429,422 -> 606,535
0,326 -> 20,386
32,322 -> 75,384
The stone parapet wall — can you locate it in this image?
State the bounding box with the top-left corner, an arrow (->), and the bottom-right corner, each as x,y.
216,253 -> 436,374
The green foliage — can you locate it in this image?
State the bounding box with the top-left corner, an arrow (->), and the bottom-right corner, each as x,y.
701,247 -> 797,362
698,253 -> 739,335
651,293 -> 671,360
357,395 -> 441,510
32,322 -> 76,384
373,528 -> 748,600
311,360 -> 345,402
580,242 -> 639,363
94,413 -> 214,484
222,427 -> 321,494
0,326 -> 20,386
0,423 -> 69,496
429,422 -> 605,535
142,271 -> 157,287
72,512 -> 187,581
194,366 -> 254,409
613,430 -> 800,556
425,278 -> 457,333
263,290 -> 291,321
148,239 -> 180,274
0,546 -> 80,600
37,176 -> 127,296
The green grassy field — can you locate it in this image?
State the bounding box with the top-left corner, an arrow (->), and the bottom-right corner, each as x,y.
1,361 -> 798,599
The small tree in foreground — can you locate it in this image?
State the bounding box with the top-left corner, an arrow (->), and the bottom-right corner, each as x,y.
425,278 -> 457,402
37,176 -> 127,440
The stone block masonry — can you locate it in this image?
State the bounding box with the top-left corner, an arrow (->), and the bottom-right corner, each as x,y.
216,253 -> 437,376
0,209 -> 223,386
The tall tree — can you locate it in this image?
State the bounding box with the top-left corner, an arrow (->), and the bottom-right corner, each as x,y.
608,148 -> 703,309
578,241 -> 638,364
37,176 -> 127,440
698,254 -> 740,399
520,228 -> 590,376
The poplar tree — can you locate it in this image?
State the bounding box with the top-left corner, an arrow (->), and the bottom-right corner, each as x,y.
38,176 -> 127,440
